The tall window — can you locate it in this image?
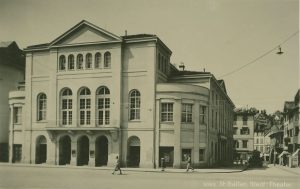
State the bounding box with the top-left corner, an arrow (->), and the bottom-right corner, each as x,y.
161,103 -> 173,122
243,115 -> 248,125
95,52 -> 101,69
242,140 -> 248,148
97,86 -> 110,125
13,107 -> 22,124
233,127 -> 238,135
181,104 -> 193,123
234,140 -> 239,148
129,90 -> 140,120
104,52 -> 111,68
240,127 -> 250,135
37,93 -> 47,121
199,105 -> 206,124
199,149 -> 205,161
85,53 -> 92,69
61,88 -> 72,125
59,55 -> 66,71
68,55 -> 74,70
77,54 -> 83,69
79,87 -> 91,125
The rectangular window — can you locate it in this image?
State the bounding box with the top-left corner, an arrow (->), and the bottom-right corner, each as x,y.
13,144 -> 22,163
243,115 -> 248,125
98,111 -> 104,125
233,127 -> 238,135
240,127 -> 250,135
181,104 -> 193,123
199,105 -> 206,124
80,111 -> 85,125
242,140 -> 248,148
234,140 -> 239,148
199,149 -> 205,161
161,103 -> 173,122
182,149 -> 191,161
105,111 -> 110,124
13,107 -> 22,124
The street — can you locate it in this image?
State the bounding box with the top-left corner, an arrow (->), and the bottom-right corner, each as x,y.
0,165 -> 299,189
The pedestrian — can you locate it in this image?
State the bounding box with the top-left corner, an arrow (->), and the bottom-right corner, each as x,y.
186,155 -> 194,172
161,157 -> 166,171
112,155 -> 122,175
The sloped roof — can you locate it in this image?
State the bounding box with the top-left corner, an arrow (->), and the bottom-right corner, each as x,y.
122,34 -> 157,39
0,41 -> 15,48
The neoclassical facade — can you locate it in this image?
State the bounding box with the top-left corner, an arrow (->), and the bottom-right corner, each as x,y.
8,20 -> 234,168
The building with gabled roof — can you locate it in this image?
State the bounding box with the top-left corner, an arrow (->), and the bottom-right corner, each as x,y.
8,20 -> 235,168
0,41 -> 25,162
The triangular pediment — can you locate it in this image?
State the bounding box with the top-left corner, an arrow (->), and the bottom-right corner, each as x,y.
50,20 -> 121,46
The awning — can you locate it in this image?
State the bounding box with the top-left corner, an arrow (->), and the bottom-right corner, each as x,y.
278,151 -> 290,158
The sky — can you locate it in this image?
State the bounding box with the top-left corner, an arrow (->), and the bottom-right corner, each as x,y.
0,0 -> 299,114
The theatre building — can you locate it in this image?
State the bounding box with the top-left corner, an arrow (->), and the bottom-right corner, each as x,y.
8,20 -> 235,168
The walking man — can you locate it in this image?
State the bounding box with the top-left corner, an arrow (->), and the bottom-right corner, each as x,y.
186,155 -> 194,172
112,155 -> 122,175
161,157 -> 166,171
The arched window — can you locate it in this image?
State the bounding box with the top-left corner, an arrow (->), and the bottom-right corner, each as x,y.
95,52 -> 101,69
61,88 -> 72,125
77,54 -> 83,69
37,93 -> 47,121
104,52 -> 111,68
68,55 -> 74,70
129,90 -> 140,120
79,87 -> 91,125
86,53 -> 92,69
59,55 -> 66,71
96,86 -> 110,126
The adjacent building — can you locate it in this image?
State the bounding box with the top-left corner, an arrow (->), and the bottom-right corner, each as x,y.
282,90 -> 299,167
8,20 -> 235,168
233,108 -> 257,163
254,111 -> 271,161
0,41 -> 25,162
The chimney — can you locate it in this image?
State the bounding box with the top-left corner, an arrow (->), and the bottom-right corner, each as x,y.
179,62 -> 185,71
203,68 -> 205,72
125,30 -> 127,36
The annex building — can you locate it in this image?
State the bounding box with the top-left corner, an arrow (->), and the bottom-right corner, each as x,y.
8,20 -> 235,168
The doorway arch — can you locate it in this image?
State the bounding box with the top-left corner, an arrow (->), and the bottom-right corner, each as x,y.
95,136 -> 108,166
77,136 -> 89,166
35,135 -> 47,164
59,135 -> 71,165
127,136 -> 140,167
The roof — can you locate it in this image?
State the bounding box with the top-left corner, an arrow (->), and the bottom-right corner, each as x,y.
170,70 -> 211,77
0,41 -> 14,48
283,101 -> 295,112
122,34 -> 157,39
27,43 -> 49,49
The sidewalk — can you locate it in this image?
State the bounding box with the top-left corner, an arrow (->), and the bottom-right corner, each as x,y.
268,164 -> 300,175
0,162 -> 247,174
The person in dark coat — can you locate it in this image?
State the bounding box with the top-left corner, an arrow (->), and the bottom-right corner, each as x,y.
112,156 -> 122,175
161,157 -> 166,171
186,155 -> 194,172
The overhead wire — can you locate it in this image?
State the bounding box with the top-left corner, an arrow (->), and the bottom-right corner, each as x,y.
219,30 -> 299,78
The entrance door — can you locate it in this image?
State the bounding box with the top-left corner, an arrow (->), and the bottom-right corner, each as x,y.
159,147 -> 174,167
127,136 -> 140,167
95,136 -> 108,166
35,136 -> 47,164
59,136 -> 71,165
77,136 -> 89,166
